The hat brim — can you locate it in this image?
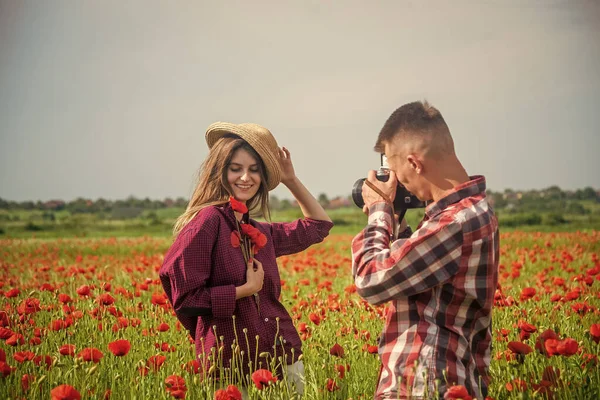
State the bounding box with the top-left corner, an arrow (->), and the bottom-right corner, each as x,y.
205,122 -> 281,191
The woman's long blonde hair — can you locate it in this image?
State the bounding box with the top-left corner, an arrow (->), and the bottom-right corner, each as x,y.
173,134 -> 271,237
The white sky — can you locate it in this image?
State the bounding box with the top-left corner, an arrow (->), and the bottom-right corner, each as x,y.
1,0 -> 599,201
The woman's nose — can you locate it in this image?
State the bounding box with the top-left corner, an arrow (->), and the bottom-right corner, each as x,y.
240,171 -> 250,181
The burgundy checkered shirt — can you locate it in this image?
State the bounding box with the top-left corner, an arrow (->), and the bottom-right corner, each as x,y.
352,176 -> 499,399
159,202 -> 333,378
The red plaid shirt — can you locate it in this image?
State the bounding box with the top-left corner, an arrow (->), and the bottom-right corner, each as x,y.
159,202 -> 333,378
352,176 -> 499,400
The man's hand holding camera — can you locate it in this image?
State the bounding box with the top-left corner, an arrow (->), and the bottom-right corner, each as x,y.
361,169 -> 398,214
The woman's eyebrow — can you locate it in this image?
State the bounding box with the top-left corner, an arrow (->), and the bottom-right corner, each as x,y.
229,162 -> 258,167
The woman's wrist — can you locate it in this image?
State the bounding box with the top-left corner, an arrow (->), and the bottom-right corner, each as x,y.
235,285 -> 250,300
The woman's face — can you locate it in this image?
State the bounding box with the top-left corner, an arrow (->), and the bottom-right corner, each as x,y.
227,148 -> 262,203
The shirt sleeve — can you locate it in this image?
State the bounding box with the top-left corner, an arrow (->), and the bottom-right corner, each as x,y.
166,210 -> 237,318
269,218 -> 334,257
351,202 -> 462,305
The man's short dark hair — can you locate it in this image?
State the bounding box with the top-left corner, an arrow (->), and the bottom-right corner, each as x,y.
374,101 -> 451,153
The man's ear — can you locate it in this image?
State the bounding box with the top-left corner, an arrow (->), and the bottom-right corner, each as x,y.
407,154 -> 423,174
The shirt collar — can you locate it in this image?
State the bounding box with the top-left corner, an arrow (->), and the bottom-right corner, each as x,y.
424,175 -> 487,220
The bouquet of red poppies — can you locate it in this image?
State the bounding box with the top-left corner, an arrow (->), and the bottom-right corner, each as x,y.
229,197 -> 268,262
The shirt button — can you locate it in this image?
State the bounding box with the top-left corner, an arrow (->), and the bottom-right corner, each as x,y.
264,318 -> 269,322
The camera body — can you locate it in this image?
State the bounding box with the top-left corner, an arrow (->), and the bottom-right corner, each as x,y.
352,156 -> 426,210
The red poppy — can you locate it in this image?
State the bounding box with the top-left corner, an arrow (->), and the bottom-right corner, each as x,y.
535,329 -> 559,356
97,293 -> 115,306
183,359 -> 200,374
336,364 -> 347,379
556,338 -> 578,356
6,333 -> 25,346
59,344 -> 76,356
33,354 -> 53,369
444,385 -> 473,400
165,375 -> 187,395
58,294 -> 72,304
148,354 -> 167,371
507,341 -> 533,355
229,196 -> 248,213
77,348 -> 103,363
5,288 -> 20,298
13,351 -> 35,363
520,287 -> 536,302
367,345 -> 378,354
330,343 -> 345,357
51,384 -> 81,400
309,313 -> 321,325
157,322 -> 170,332
17,298 -> 41,315
214,385 -> 242,400
0,327 -> 14,340
251,369 -> 277,389
590,324 -> 600,344
22,374 -> 35,391
230,231 -> 241,248
151,293 -> 168,306
0,361 -> 16,377
326,378 -> 339,392
76,285 -> 90,297
544,339 -> 559,357
108,339 -> 131,356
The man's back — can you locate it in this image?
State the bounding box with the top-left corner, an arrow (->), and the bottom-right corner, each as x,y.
352,176 -> 499,399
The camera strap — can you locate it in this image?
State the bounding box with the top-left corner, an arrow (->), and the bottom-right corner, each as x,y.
364,180 -> 398,241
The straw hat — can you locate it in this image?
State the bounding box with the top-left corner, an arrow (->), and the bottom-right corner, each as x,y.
205,122 -> 282,190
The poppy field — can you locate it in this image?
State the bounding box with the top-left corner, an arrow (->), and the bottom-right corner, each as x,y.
0,231 -> 599,399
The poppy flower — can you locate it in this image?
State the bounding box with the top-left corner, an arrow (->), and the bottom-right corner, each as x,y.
59,344 -> 76,356
214,385 -> 242,400
13,351 -> 35,363
51,384 -> 81,400
444,385 -> 473,400
520,287 -> 536,301
165,375 -> 187,396
6,333 -> 25,346
97,293 -> 115,306
108,339 -> 131,356
535,329 -> 559,356
326,378 -> 339,392
330,343 -> 345,358
544,339 -> 560,357
151,293 -> 168,306
21,374 -> 35,391
0,327 -> 14,340
77,347 -> 103,363
147,354 -> 167,371
5,288 -> 20,298
556,338 -> 578,356
157,322 -> 170,332
309,313 -> 321,325
76,285 -> 90,297
0,361 -> 16,377
33,354 -> 53,369
590,324 -> 600,344
251,369 -> 277,389
229,196 -> 248,214
507,341 -> 533,355
58,294 -> 72,304
17,298 -> 41,315
230,231 -> 241,248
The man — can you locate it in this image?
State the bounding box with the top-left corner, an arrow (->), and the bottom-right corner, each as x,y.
352,101 -> 499,399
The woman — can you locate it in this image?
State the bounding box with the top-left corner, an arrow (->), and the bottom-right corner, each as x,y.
159,122 -> 332,396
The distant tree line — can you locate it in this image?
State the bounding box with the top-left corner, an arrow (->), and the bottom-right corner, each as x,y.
0,186 -> 597,213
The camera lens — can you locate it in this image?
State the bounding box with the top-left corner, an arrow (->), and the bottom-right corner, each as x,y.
351,178 -> 366,208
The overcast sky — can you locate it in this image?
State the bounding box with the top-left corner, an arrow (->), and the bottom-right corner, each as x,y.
1,0 -> 599,202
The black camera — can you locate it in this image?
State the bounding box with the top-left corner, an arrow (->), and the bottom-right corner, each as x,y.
352,155 -> 425,210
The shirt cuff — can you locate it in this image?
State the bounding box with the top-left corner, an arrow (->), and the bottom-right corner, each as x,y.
367,202 -> 394,235
210,285 -> 237,318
